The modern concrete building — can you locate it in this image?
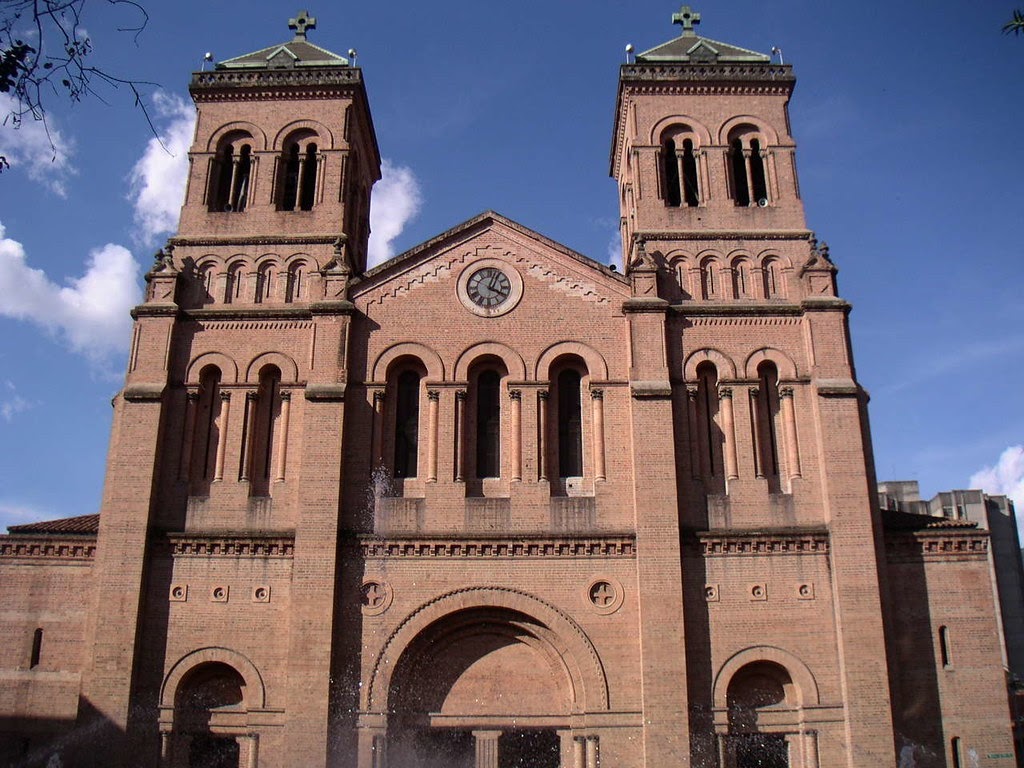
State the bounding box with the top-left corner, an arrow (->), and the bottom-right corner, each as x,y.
0,8 -> 1018,768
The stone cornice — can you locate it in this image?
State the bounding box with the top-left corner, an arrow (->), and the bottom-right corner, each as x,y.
635,230 -> 812,242
0,535 -> 96,562
672,302 -> 804,317
358,534 -> 636,559
885,530 -> 990,562
189,67 -> 364,97
694,528 -> 830,557
170,235 -> 341,248
184,307 -> 313,322
159,532 -> 295,558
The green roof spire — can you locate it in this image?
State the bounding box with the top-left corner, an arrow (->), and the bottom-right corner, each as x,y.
672,5 -> 701,36
288,10 -> 317,41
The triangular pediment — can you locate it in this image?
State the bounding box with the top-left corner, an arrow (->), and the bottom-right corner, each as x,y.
353,211 -> 629,314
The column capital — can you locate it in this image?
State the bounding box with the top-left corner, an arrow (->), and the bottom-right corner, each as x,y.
590,388 -> 604,400
749,386 -> 760,398
508,389 -> 522,401
427,389 -> 440,401
280,390 -> 292,402
686,385 -> 699,400
186,391 -> 200,403
538,389 -> 549,401
455,389 -> 467,402
373,390 -> 385,404
779,385 -> 795,398
245,390 -> 258,403
220,390 -> 232,402
718,386 -> 733,399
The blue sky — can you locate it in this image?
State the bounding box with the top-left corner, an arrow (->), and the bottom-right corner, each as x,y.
1,0 -> 1022,531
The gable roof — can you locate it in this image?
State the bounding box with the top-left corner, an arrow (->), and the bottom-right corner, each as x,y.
7,513 -> 99,536
360,210 -> 627,286
218,38 -> 350,70
637,34 -> 770,63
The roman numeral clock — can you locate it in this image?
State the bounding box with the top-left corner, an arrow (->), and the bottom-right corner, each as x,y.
457,259 -> 524,317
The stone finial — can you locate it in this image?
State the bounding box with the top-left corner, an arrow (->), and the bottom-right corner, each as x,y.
322,234 -> 353,300
144,243 -> 179,303
288,10 -> 317,40
672,5 -> 702,35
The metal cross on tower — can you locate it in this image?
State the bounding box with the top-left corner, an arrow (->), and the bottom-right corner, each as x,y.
672,5 -> 701,35
289,10 -> 317,40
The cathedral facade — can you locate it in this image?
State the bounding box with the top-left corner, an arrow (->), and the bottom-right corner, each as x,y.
0,8 -> 1018,768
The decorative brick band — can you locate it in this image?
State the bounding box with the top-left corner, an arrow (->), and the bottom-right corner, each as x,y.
360,535 -> 636,560
697,529 -> 829,557
0,535 -> 97,562
885,531 -> 990,562
162,534 -> 295,559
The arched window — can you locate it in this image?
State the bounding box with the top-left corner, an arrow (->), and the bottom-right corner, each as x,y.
174,662 -> 245,767
190,366 -> 222,495
196,263 -> 216,305
762,258 -> 783,299
475,370 -> 501,479
696,362 -> 722,484
661,128 -> 700,208
284,261 -> 306,303
726,661 -> 794,767
700,258 -> 717,300
278,133 -> 319,211
224,262 -> 245,304
393,370 -> 421,478
557,369 -> 583,478
255,262 -> 277,304
728,127 -> 769,207
732,259 -> 751,299
249,365 -> 281,497
755,362 -> 781,484
208,134 -> 253,213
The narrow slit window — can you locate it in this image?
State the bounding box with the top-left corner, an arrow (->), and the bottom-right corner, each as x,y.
700,259 -> 716,300
210,145 -> 234,211
281,144 -> 301,211
750,138 -> 768,204
394,370 -> 421,478
299,143 -> 318,210
250,366 -> 281,497
756,362 -> 781,480
191,366 -> 222,493
682,138 -> 699,206
232,145 -> 251,212
951,737 -> 962,768
30,628 -> 42,669
475,371 -> 501,478
940,625 -> 952,668
696,362 -> 720,478
663,138 -> 681,207
557,369 -> 583,477
730,138 -> 750,206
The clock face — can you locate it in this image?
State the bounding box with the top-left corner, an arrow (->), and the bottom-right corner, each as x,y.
466,267 -> 512,308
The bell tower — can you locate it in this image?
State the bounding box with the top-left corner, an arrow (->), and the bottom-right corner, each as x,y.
612,7 -> 900,765
178,9 -> 381,275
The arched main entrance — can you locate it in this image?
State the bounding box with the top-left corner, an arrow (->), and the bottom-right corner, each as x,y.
387,606 -> 567,767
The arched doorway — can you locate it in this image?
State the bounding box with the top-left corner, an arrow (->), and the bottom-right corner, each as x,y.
725,661 -> 795,768
167,661 -> 250,768
386,607 -> 571,768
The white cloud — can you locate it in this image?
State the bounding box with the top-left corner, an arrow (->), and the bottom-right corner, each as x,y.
0,380 -> 34,422
0,93 -> 76,196
367,159 -> 422,268
970,445 -> 1024,518
0,222 -> 141,361
128,92 -> 196,244
607,228 -> 623,271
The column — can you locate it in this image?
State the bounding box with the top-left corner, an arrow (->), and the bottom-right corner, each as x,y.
159,731 -> 172,767
274,391 -> 292,482
509,389 -> 522,481
473,730 -> 501,768
572,736 -> 586,768
371,390 -> 385,467
717,733 -> 728,768
240,391 -> 258,481
718,387 -> 738,481
179,391 -> 199,482
455,389 -> 466,482
749,387 -> 763,478
591,389 -> 606,481
779,386 -> 802,481
372,733 -> 387,768
675,150 -> 686,204
803,730 -> 818,768
743,148 -> 755,205
244,733 -> 259,768
214,391 -> 231,481
426,390 -> 439,482
686,386 -> 700,479
585,735 -> 599,768
537,390 -> 549,481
